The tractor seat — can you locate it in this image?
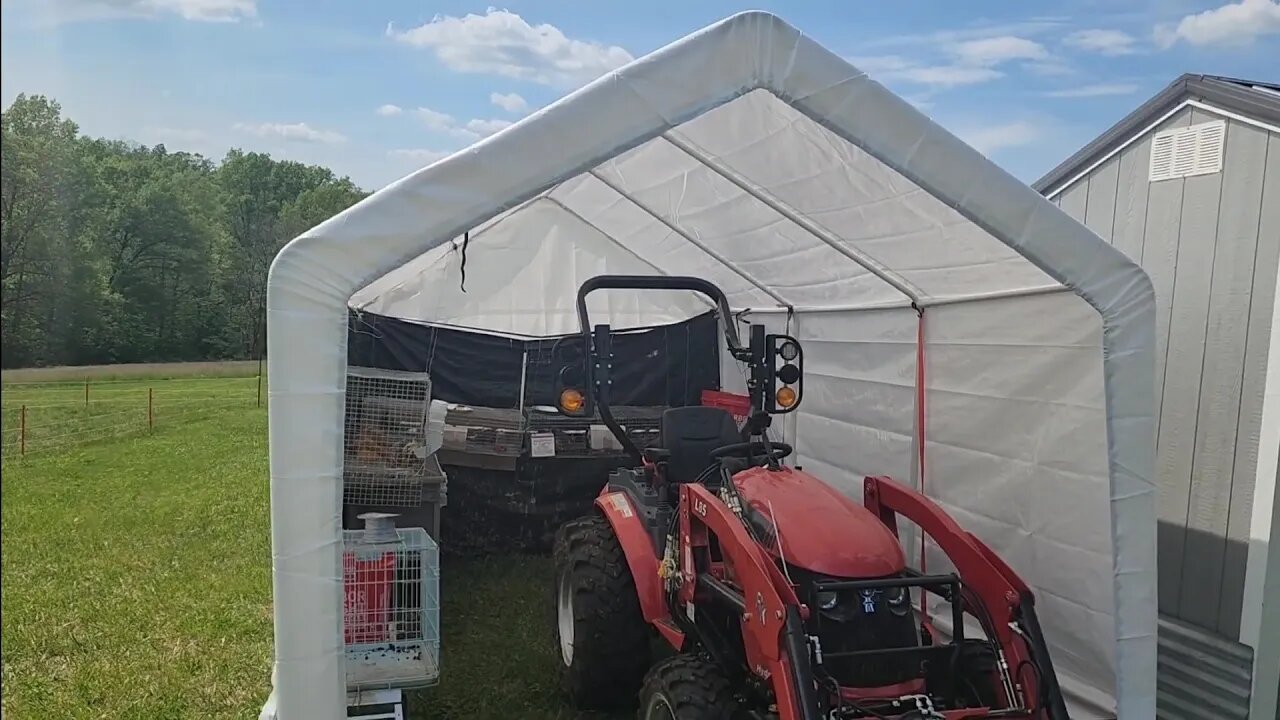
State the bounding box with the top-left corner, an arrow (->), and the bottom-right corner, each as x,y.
657,406 -> 741,484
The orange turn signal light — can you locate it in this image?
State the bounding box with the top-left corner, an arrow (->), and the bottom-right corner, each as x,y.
776,386 -> 797,409
559,388 -> 586,414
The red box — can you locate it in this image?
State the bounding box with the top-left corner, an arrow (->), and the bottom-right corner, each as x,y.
343,550 -> 397,645
700,389 -> 751,425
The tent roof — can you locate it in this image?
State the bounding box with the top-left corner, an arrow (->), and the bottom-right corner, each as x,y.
351,89 -> 1070,336
267,11 -> 1157,719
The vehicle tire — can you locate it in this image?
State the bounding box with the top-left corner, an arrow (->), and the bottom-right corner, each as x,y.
553,512 -> 651,709
638,654 -> 740,720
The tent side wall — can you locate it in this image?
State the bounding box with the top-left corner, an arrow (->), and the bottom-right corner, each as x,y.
1047,103 -> 1280,718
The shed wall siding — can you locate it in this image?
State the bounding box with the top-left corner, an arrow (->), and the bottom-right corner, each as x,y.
1048,107 -> 1279,639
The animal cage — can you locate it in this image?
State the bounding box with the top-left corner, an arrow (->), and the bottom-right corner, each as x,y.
343,513 -> 441,692
343,367 -> 440,507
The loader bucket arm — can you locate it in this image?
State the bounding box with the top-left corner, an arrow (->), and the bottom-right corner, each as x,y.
863,476 -> 1071,720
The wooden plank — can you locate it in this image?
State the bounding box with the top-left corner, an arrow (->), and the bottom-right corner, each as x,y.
1177,120 -> 1269,632
1222,129 -> 1280,635
1058,179 -> 1089,222
1112,134 -> 1154,262
1084,154 -> 1120,242
1147,108 -> 1194,614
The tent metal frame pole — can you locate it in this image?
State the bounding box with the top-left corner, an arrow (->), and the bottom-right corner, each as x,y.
920,284 -> 1069,308
661,132 -> 925,305
586,169 -> 794,310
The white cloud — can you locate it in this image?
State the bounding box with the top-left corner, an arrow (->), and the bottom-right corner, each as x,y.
490,91 -> 528,114
847,55 -> 916,74
850,54 -> 1003,88
898,65 -> 1004,88
376,104 -> 403,116
414,107 -> 512,140
1044,83 -> 1140,98
388,8 -> 634,87
414,107 -> 457,133
862,18 -> 1069,51
50,0 -> 257,22
958,120 -> 1042,155
849,34 -> 1056,90
464,118 -> 513,136
232,122 -> 347,144
1064,28 -> 1139,55
952,36 -> 1049,66
389,148 -> 451,164
1155,0 -> 1280,48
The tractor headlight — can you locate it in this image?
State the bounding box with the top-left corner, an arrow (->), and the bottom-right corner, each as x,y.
885,586 -> 909,616
817,590 -> 839,610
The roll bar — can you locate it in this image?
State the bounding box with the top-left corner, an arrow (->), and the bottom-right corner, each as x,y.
576,275 -> 746,359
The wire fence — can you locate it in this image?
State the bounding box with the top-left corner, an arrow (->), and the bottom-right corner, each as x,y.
0,374 -> 265,459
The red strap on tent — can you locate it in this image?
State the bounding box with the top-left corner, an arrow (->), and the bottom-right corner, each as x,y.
915,306 -> 929,623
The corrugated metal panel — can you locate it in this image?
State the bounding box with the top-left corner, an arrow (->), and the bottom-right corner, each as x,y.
1157,615 -> 1253,720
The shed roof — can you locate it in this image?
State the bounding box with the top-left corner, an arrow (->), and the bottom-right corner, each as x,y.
1035,73 -> 1280,196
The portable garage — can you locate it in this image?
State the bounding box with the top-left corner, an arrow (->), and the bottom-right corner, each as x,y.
1035,74 -> 1280,720
262,11 -> 1158,720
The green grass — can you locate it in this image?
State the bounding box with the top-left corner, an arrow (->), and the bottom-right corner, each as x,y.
1,376 -> 262,458
1,360 -> 261,384
1,399 -> 613,720
1,408 -> 273,719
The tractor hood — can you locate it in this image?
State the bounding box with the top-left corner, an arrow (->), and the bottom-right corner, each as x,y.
732,466 -> 907,579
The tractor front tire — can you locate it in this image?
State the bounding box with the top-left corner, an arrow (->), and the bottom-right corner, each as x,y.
638,655 -> 740,720
553,512 -> 651,709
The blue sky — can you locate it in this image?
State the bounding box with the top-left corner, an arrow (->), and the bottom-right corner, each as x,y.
3,1 -> 1278,190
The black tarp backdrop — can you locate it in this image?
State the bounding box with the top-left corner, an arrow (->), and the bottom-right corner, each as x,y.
346,309 -> 721,408
345,308 -> 724,554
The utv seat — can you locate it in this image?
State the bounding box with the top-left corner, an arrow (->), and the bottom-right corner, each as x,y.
658,406 -> 741,484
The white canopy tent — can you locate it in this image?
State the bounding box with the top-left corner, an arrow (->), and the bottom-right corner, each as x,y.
265,11 -> 1157,720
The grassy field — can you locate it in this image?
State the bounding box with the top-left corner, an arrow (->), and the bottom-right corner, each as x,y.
1,376 -> 261,458
0,385 -> 613,719
1,360 -> 261,383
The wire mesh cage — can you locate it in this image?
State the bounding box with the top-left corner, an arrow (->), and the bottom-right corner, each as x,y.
343,513 -> 441,692
343,367 -> 436,506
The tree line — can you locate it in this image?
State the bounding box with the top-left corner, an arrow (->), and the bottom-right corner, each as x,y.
1,94 -> 369,369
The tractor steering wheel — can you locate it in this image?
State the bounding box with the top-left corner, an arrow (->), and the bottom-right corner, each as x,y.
709,441 -> 793,463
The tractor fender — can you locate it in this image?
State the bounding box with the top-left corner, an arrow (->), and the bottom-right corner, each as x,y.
594,491 -> 674,634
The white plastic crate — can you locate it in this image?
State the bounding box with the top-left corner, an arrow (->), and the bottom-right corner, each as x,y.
343,514 -> 441,692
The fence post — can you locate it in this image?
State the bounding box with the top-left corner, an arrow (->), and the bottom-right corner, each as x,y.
20,404 -> 26,456
148,388 -> 154,431
256,369 -> 263,409
85,379 -> 90,407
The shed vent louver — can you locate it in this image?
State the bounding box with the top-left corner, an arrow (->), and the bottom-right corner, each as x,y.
1149,120 -> 1226,182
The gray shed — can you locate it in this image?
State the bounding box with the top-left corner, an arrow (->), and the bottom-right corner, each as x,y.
1036,74 -> 1280,720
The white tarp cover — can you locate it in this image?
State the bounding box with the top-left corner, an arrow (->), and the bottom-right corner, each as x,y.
265,11 -> 1157,720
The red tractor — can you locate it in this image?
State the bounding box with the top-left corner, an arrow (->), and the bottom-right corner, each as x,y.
552,276 -> 1071,720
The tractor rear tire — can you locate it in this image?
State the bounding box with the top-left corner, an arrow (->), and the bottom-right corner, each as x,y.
638,655 -> 740,720
553,512 -> 651,709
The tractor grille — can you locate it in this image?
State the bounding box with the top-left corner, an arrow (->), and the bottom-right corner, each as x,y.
791,567 -> 922,688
